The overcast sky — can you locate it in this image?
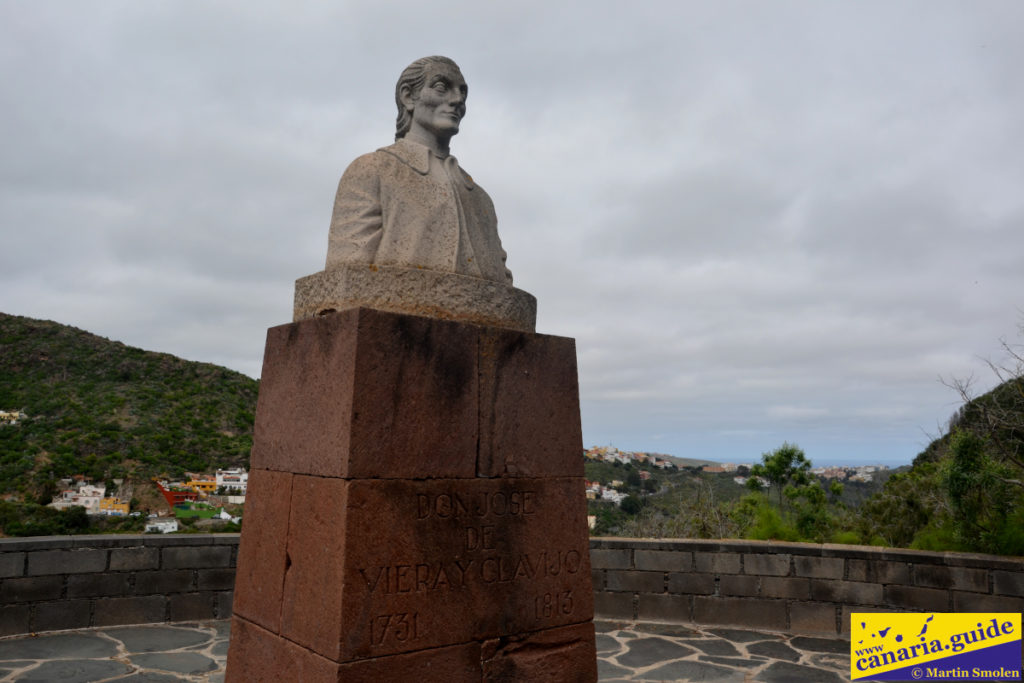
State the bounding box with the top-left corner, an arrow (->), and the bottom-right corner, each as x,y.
3,2 -> 1022,467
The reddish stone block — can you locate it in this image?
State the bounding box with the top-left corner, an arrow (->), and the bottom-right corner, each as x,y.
250,311 -> 358,477
232,469 -> 293,633
280,475 -> 349,658
347,310 -> 480,478
229,617 -> 488,683
226,616 -> 337,683
228,308 -> 597,679
335,477 -> 593,661
477,328 -> 582,477
251,309 -> 479,479
481,622 -> 598,682
335,641 -> 483,682
246,475 -> 594,663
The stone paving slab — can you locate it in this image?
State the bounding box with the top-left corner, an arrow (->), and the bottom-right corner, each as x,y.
596,621 -> 851,682
0,623 -> 226,683
0,619 -> 855,682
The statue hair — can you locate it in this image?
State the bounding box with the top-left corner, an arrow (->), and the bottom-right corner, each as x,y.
395,56 -> 462,140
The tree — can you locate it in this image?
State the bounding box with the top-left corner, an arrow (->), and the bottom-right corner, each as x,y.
941,318 -> 1024,482
936,319 -> 1024,554
620,495 -> 644,515
944,429 -> 1016,552
747,442 -> 812,510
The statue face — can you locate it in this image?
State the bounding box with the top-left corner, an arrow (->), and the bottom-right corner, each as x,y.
407,62 -> 467,141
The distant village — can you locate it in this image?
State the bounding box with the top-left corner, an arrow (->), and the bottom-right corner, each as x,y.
583,445 -> 889,508
48,468 -> 248,534
19,392 -> 888,524
703,462 -> 889,486
584,446 -> 677,469
583,446 -> 676,506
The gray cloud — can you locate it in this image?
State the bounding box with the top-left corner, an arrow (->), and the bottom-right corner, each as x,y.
2,1 -> 1023,466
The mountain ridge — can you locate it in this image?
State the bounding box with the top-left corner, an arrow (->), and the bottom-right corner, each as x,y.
0,311 -> 258,504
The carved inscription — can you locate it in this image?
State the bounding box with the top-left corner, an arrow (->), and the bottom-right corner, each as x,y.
415,490 -> 537,519
351,480 -> 588,651
369,612 -> 422,645
359,550 -> 582,595
533,590 -> 574,620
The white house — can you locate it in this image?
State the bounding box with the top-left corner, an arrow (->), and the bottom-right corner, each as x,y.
49,483 -> 106,514
216,468 -> 248,494
145,519 -> 179,534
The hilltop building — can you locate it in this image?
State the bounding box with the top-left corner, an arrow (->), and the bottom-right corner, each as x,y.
584,446 -> 676,470
49,483 -> 106,514
154,480 -> 199,507
215,468 -> 248,494
99,497 -> 130,516
0,410 -> 26,425
186,474 -> 217,494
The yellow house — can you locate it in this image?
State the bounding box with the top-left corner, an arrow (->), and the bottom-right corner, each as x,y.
187,478 -> 217,494
99,497 -> 130,516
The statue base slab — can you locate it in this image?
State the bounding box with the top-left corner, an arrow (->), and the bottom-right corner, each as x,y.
225,308 -> 596,682
294,265 -> 537,333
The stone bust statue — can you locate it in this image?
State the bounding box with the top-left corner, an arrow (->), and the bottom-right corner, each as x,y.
294,56 -> 535,331
325,56 -> 513,284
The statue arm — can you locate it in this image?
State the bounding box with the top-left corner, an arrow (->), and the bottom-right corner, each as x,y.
326,154 -> 384,269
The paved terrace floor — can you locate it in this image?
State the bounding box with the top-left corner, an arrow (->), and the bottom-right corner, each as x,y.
0,620 -> 852,682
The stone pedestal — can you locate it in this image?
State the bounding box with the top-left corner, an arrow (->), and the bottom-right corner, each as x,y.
226,308 -> 597,682
293,265 -> 538,333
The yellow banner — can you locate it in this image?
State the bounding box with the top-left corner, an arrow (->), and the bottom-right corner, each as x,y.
851,613 -> 1021,681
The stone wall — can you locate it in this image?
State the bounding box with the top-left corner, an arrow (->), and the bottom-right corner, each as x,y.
4,535 -> 1024,638
590,538 -> 1024,636
0,534 -> 237,637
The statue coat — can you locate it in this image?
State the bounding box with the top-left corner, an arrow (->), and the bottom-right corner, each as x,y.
326,138 -> 512,284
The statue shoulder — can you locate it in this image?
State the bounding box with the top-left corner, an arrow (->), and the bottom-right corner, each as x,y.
337,148 -> 399,187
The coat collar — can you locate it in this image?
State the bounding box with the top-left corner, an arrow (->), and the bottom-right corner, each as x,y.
378,138 -> 475,190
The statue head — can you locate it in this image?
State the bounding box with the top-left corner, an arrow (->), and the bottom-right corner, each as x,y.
395,56 -> 467,142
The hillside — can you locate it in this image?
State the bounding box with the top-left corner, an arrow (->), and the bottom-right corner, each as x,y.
0,312 -> 258,503
856,373 -> 1024,555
